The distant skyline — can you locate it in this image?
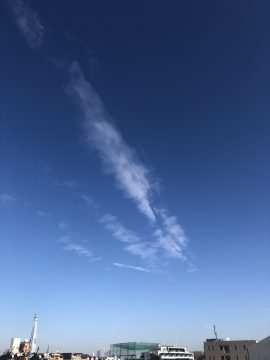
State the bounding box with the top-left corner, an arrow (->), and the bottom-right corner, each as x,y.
0,0 -> 269,354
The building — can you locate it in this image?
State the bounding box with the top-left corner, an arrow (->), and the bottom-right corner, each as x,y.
19,340 -> 30,353
109,342 -> 159,360
204,339 -> 256,360
10,338 -> 21,355
193,351 -> 205,360
143,345 -> 194,360
62,353 -> 86,360
247,336 -> 270,360
96,349 -> 105,358
46,353 -> 64,360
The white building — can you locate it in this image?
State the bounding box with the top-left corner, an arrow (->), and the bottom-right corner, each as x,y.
96,349 -> 105,358
10,338 -> 21,355
144,345 -> 194,360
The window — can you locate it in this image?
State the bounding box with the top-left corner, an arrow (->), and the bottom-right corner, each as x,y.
234,346 -> 237,351
243,345 -> 246,350
212,346 -> 214,351
220,346 -> 223,351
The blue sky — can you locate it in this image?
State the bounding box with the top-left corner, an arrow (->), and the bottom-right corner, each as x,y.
0,0 -> 269,354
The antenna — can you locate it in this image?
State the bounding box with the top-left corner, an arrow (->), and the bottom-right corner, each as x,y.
213,325 -> 217,340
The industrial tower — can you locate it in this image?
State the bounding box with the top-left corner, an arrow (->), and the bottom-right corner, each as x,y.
29,314 -> 39,354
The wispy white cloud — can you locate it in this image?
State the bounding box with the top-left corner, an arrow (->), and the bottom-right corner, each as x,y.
67,62 -> 195,271
56,180 -> 79,189
8,0 -> 194,273
10,0 -> 43,48
124,242 -> 157,262
57,235 -> 100,262
99,210 -> 191,267
113,262 -> 150,273
58,221 -> 69,231
67,62 -> 156,222
154,208 -> 188,260
187,262 -> 197,272
99,214 -> 140,243
63,243 -> 92,257
81,195 -> 98,209
39,166 -> 80,192
0,193 -> 17,205
99,213 -> 157,262
37,210 -> 51,217
57,235 -> 71,244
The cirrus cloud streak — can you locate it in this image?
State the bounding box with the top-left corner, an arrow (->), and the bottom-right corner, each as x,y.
10,0 -> 44,48
68,62 -> 156,222
113,262 -> 150,273
67,63 -> 194,271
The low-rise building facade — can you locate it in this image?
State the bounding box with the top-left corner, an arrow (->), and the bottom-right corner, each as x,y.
247,336 -> 270,360
109,342 -> 159,360
204,339 -> 256,360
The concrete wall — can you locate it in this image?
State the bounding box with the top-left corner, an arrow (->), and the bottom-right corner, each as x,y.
248,336 -> 270,360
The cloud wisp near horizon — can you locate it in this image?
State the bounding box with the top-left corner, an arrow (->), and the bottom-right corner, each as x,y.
9,0 -> 194,273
